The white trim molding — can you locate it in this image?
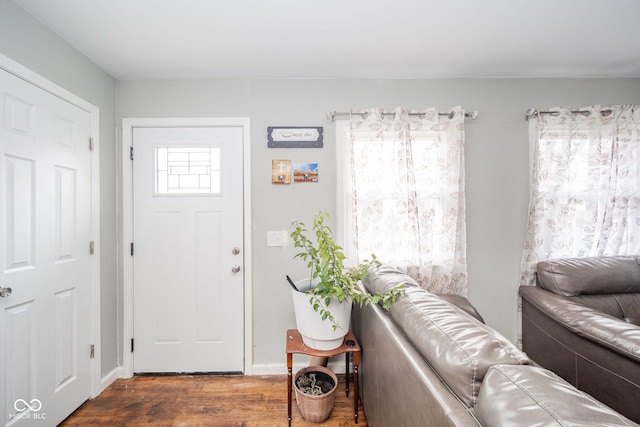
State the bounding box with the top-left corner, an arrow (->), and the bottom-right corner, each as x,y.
120,117 -> 253,377
100,366 -> 123,393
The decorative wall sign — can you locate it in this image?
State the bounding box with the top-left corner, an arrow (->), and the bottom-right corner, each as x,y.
267,126 -> 323,148
294,163 -> 318,182
272,159 -> 291,184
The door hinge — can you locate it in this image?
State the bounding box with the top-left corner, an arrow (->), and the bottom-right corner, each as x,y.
130,146 -> 134,160
89,240 -> 95,255
89,137 -> 95,151
90,344 -> 95,359
131,338 -> 134,353
130,242 -> 134,256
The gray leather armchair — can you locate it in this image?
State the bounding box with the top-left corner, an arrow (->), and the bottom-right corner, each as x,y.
519,256 -> 640,423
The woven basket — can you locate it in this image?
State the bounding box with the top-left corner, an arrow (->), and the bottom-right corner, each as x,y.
294,366 -> 338,423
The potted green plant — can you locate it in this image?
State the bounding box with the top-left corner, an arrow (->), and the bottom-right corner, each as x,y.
288,211 -> 404,350
294,365 -> 338,423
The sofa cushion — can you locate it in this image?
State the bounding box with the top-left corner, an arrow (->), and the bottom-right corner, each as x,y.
389,286 -> 532,408
474,365 -> 637,426
572,294 -> 640,326
519,286 -> 640,363
536,256 -> 640,296
364,264 -> 420,296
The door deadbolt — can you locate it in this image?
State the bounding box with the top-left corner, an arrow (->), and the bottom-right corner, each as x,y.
232,247 -> 240,255
0,287 -> 12,298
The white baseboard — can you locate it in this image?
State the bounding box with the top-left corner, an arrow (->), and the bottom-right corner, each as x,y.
98,360 -> 346,389
100,366 -> 124,393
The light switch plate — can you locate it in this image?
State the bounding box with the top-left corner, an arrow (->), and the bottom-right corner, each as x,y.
267,230 -> 287,247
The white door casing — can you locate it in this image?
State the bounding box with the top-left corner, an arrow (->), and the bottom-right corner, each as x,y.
0,55 -> 100,427
121,118 -> 252,376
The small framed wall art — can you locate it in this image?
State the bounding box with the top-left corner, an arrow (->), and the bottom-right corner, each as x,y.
272,159 -> 291,184
294,163 -> 318,182
267,126 -> 323,148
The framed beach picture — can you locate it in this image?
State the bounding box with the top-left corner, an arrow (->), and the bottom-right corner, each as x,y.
293,163 -> 318,182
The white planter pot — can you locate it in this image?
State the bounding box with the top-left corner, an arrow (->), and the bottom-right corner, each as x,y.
291,279 -> 352,351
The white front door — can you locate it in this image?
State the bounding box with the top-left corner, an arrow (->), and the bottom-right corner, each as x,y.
0,69 -> 92,425
132,126 -> 244,373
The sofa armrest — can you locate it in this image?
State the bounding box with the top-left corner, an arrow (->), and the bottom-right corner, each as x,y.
438,294 -> 485,323
520,286 -> 640,363
474,365 -> 638,426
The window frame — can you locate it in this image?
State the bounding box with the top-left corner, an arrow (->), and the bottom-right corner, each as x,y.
335,119 -> 454,266
335,119 -> 355,263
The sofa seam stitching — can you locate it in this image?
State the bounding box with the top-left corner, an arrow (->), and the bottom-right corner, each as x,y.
397,293 -> 530,406
398,294 -> 478,404
492,366 -> 568,426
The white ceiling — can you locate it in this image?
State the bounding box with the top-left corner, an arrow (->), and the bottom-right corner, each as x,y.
12,0 -> 640,80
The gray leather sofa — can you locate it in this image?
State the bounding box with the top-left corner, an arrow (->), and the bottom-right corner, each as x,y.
520,256 -> 640,423
352,265 -> 637,427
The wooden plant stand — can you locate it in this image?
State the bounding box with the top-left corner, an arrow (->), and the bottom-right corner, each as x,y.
286,329 -> 361,426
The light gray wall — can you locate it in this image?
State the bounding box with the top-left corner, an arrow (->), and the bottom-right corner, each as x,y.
0,0 -> 119,376
116,78 -> 640,368
3,0 -> 640,373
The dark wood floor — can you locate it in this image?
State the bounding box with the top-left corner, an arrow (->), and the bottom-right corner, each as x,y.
60,374 -> 367,426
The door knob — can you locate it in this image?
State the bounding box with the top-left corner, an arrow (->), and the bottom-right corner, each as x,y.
231,265 -> 241,273
0,287 -> 12,298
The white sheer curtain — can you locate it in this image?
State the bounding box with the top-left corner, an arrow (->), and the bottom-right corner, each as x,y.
519,104 -> 640,288
348,106 -> 467,296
